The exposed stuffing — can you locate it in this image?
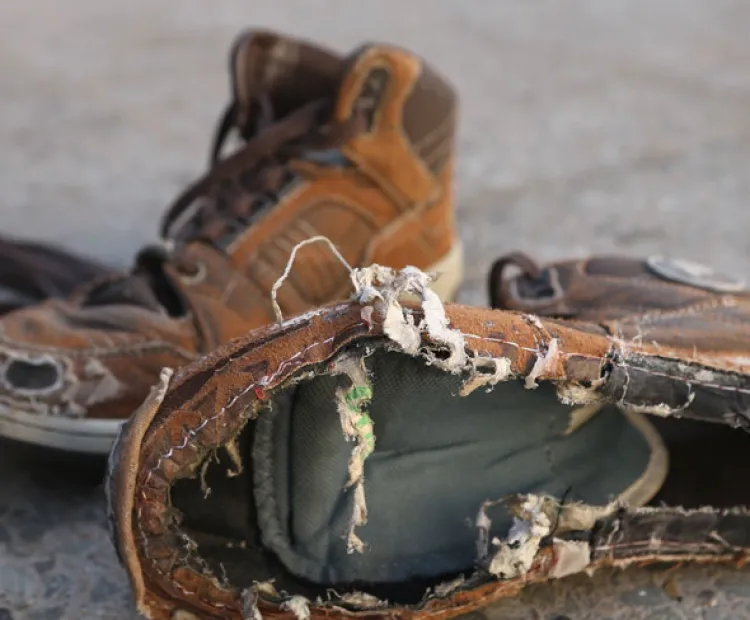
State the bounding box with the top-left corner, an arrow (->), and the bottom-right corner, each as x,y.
351,264 -> 468,371
460,357 -> 513,396
484,495 -> 552,578
476,494 -> 614,580
432,575 -> 468,598
240,587 -> 263,620
549,540 -> 591,578
623,396 -> 695,418
336,591 -> 385,608
557,381 -> 604,406
281,595 -> 311,620
525,338 -> 560,389
330,353 -> 375,554
223,436 -> 244,477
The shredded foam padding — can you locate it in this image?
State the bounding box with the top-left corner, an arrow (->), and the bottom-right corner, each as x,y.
525,338 -> 560,389
476,494 -> 617,580
484,495 -> 553,578
460,357 -> 513,396
350,264 -> 468,372
281,596 -> 311,620
240,587 -> 264,620
330,353 -> 375,554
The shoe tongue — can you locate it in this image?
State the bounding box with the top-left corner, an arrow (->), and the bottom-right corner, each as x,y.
230,29 -> 342,123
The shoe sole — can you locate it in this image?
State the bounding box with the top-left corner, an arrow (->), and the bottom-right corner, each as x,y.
0,243 -> 465,455
0,405 -> 122,455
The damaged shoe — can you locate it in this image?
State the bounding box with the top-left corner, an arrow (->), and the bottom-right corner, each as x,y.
107,256 -> 750,620
0,234 -> 110,315
0,30 -> 461,454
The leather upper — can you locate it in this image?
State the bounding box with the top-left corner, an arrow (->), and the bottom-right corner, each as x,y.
0,30 -> 459,422
107,266 -> 750,619
490,253 -> 750,367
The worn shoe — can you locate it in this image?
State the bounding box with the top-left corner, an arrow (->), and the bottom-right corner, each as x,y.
0,234 -> 110,315
0,30 -> 462,454
107,255 -> 750,620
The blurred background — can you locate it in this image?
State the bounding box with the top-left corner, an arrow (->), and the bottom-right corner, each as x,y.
1,1 -> 750,618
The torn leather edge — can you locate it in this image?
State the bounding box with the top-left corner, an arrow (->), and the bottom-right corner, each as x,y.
600,349 -> 750,428
106,366 -> 174,617
115,269 -> 750,619
480,493 -> 750,588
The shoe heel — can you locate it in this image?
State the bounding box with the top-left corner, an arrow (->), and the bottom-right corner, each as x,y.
426,242 -> 464,302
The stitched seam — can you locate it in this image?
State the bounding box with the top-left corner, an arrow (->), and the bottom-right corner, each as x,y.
136,328 -> 602,607
137,332 -> 341,606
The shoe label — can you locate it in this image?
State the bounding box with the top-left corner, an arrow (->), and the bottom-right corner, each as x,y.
646,256 -> 746,293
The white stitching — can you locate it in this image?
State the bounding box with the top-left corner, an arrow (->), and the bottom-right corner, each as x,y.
136,332 -> 339,604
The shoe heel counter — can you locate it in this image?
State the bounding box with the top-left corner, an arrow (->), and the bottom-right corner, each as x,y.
339,46 -> 458,206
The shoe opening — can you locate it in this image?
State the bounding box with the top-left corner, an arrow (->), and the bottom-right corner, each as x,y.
170,347 -> 668,603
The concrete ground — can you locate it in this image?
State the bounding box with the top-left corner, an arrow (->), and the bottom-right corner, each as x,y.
1,1 -> 750,618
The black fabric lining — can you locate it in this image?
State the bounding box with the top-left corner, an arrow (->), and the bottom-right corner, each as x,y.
253,350 -> 654,585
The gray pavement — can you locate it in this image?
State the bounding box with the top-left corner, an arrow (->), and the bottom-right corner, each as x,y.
2,1 -> 750,618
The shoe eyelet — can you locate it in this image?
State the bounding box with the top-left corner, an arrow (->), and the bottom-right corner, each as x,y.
178,260 -> 207,285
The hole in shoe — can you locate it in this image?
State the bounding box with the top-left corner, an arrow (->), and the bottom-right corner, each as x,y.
4,357 -> 61,392
171,346 -> 667,603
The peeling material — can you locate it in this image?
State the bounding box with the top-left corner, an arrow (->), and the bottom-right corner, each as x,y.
623,392 -> 695,418
350,264 -> 467,371
240,587 -> 263,620
281,595 -> 311,620
330,352 -> 375,554
199,451 -> 220,499
485,495 -> 552,578
223,436 -> 244,477
557,381 -> 604,406
525,338 -> 560,389
460,357 -> 513,396
549,539 -> 591,578
477,494 -> 615,580
432,575 -> 468,598
337,591 -> 385,608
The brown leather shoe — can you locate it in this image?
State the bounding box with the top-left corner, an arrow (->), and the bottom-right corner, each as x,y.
0,234 -> 110,315
0,30 -> 462,454
107,257 -> 750,620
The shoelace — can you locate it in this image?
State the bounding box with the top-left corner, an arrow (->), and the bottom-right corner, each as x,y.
160,95 -> 366,257
81,94 -> 366,310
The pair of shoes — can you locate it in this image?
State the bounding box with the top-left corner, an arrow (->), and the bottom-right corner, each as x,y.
0,30 -> 461,454
106,250 -> 750,619
4,27 -> 750,620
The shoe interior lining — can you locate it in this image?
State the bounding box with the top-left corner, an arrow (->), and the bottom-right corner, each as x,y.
172,348 -> 660,598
